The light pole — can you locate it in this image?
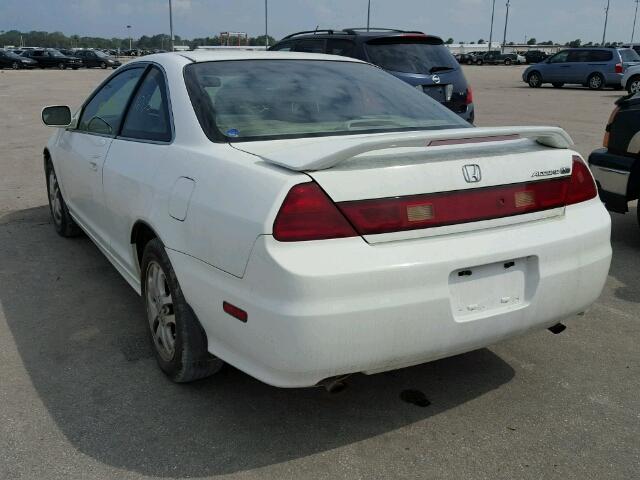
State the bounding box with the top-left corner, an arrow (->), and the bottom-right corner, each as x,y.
602,0 -> 610,45
265,0 -> 269,49
127,25 -> 132,51
169,0 -> 174,51
367,0 -> 371,31
632,0 -> 640,43
488,0 -> 496,52
501,0 -> 510,53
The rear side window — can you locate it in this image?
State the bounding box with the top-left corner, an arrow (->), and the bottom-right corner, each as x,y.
121,67 -> 172,142
326,39 -> 355,57
567,50 -> 590,63
365,37 -> 457,74
589,50 -> 613,62
620,49 -> 640,62
78,67 -> 145,135
294,39 -> 325,53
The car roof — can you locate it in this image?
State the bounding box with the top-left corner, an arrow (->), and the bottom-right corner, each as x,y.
278,28 -> 442,43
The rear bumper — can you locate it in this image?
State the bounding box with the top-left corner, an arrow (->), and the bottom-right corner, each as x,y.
589,148 -> 635,212
170,199 -> 611,387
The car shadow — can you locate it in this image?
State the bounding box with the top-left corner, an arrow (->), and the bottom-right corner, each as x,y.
0,206 -> 515,477
608,203 -> 640,303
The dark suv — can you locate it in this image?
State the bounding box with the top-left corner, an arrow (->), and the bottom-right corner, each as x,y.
270,28 -> 474,123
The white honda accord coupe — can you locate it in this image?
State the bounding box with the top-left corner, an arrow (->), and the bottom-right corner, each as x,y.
41,51 -> 612,387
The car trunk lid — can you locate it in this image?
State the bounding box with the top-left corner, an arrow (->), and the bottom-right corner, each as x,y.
233,127 -> 577,242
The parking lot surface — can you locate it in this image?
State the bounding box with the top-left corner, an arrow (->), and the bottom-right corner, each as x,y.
0,65 -> 638,480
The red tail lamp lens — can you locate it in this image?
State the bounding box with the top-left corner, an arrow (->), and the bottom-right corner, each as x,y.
273,183 -> 357,242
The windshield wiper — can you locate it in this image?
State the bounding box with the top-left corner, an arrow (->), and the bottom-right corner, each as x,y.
429,66 -> 455,73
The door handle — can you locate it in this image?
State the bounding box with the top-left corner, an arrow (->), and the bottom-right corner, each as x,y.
89,161 -> 98,171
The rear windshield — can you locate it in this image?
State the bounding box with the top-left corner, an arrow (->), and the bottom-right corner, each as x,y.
620,48 -> 640,62
365,37 -> 458,74
184,60 -> 468,142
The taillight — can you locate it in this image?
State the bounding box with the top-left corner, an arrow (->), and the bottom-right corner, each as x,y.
566,155 -> 598,205
337,179 -> 570,235
273,183 -> 357,241
615,63 -> 623,74
465,86 -> 474,105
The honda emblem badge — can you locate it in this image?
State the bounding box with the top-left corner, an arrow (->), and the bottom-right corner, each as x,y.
462,164 -> 482,183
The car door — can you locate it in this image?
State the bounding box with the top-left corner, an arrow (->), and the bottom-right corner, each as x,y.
544,50 -> 570,82
57,66 -> 146,243
566,49 -> 590,83
31,50 -> 46,67
102,66 -> 173,273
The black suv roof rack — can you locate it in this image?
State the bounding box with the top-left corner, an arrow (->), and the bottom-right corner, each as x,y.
281,28 -> 426,40
342,27 -> 424,34
281,29 -> 350,40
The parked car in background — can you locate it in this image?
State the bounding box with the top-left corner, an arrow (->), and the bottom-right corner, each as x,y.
475,51 -> 524,65
74,49 -> 122,69
621,64 -> 640,94
21,49 -> 83,69
524,50 -> 549,64
0,49 -> 37,69
523,47 -> 640,89
40,50 -> 611,387
621,43 -> 640,56
270,28 -> 475,123
589,94 -> 640,226
456,52 -> 482,65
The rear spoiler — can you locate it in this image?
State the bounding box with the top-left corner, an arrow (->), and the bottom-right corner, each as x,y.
241,126 -> 574,171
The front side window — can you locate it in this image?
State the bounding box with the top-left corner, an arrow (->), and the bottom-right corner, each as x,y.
549,51 -> 569,63
78,67 -> 145,135
120,67 -> 172,142
270,41 -> 294,51
184,60 -> 468,142
365,37 -> 457,74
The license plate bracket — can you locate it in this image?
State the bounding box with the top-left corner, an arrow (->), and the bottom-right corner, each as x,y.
449,256 -> 538,321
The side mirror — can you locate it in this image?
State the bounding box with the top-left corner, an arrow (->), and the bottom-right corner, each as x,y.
42,105 -> 72,127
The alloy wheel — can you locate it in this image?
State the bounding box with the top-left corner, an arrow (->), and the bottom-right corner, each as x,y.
48,169 -> 63,226
146,261 -> 176,362
630,80 -> 640,94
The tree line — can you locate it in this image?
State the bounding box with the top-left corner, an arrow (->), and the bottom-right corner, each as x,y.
0,30 -> 276,50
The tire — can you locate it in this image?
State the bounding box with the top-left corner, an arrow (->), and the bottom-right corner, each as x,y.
627,76 -> 640,95
588,73 -> 604,90
100,62 -> 107,69
57,62 -> 66,70
141,238 -> 223,383
528,71 -> 542,88
467,59 -> 473,65
504,58 -> 512,66
476,59 -> 483,66
552,82 -> 564,88
45,160 -> 82,237
11,61 -> 18,70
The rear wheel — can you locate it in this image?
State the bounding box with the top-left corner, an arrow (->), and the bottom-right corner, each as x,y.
11,61 -> 18,70
141,238 -> 223,383
100,61 -> 107,69
57,62 -> 66,70
588,73 -> 604,90
552,82 -> 564,88
627,76 -> 640,95
476,59 -> 484,66
528,71 -> 542,88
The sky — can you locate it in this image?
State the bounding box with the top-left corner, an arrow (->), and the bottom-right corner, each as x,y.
0,0 -> 637,44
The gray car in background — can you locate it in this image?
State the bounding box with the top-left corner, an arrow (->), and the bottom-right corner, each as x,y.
523,47 -> 640,89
